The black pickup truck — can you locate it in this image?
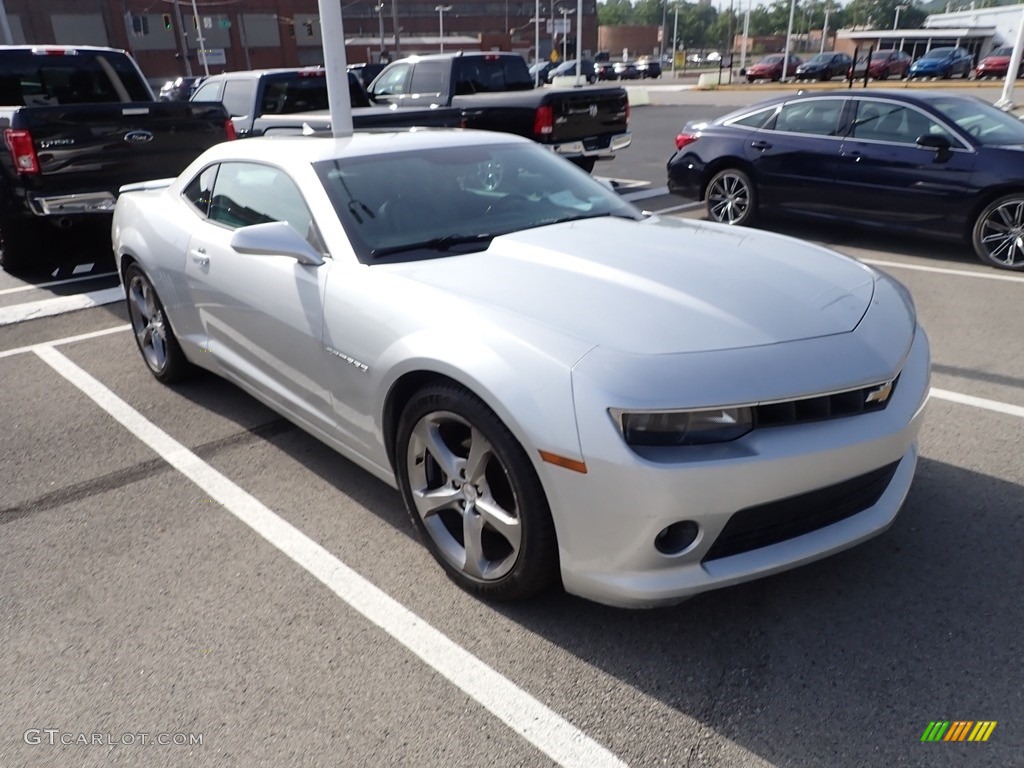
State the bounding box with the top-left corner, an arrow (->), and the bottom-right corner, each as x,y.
366,52 -> 632,172
189,68 -> 462,138
0,45 -> 233,273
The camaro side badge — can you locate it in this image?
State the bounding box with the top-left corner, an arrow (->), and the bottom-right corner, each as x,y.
326,346 -> 369,372
124,130 -> 154,144
865,380 -> 894,405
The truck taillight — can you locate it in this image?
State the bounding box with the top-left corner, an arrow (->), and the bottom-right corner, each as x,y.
224,119 -> 237,140
4,129 -> 40,174
533,105 -> 553,136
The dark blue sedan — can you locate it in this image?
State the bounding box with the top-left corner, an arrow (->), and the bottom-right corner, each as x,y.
666,90 -> 1024,270
907,47 -> 973,79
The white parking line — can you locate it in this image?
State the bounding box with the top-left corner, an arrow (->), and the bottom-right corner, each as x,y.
32,344 -> 628,768
0,287 -> 123,327
0,324 -> 131,360
930,388 -> 1024,419
862,259 -> 1024,283
0,271 -> 118,296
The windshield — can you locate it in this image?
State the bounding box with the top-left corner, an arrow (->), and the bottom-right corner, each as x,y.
871,51 -> 893,60
922,48 -> 953,60
760,55 -> 783,64
991,46 -> 1013,57
808,54 -> 831,64
315,142 -> 642,263
933,96 -> 1024,146
0,49 -> 152,105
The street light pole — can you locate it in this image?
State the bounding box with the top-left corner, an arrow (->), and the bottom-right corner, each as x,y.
435,4 -> 452,53
558,7 -> 575,62
672,4 -> 680,77
821,1 -> 830,54
740,0 -> 750,73
894,4 -> 906,30
782,0 -> 796,81
376,3 -> 385,59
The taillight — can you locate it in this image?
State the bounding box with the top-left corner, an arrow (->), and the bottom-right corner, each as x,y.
533,105 -> 553,136
675,132 -> 698,151
4,129 -> 40,174
224,119 -> 237,140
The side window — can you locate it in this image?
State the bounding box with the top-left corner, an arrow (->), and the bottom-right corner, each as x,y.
191,81 -> 223,103
182,165 -> 218,217
852,101 -> 951,144
410,61 -> 448,96
730,107 -> 778,129
209,162 -> 321,248
773,99 -> 844,136
222,80 -> 255,117
371,63 -> 410,96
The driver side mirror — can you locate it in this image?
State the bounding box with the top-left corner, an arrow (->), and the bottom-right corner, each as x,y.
916,134 -> 951,151
230,221 -> 325,266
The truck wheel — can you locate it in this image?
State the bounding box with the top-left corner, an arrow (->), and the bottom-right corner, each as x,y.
572,158 -> 596,174
0,219 -> 41,274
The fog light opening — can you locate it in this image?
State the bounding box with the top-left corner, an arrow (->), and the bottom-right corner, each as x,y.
654,521 -> 699,555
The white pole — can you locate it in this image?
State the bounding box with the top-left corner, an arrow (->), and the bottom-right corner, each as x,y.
318,0 -> 352,137
436,5 -> 452,53
0,0 -> 15,45
575,0 -> 582,83
782,0 -> 796,81
189,0 -> 210,77
673,4 -> 680,77
535,0 -> 541,84
995,6 -> 1024,110
821,3 -> 829,54
740,0 -> 750,73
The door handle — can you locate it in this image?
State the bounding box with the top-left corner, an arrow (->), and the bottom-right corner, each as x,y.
191,248 -> 209,267
750,140 -> 772,150
842,151 -> 863,162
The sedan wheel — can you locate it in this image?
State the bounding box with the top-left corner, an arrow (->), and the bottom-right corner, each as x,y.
706,168 -> 757,226
125,264 -> 192,382
396,383 -> 558,600
972,195 -> 1024,270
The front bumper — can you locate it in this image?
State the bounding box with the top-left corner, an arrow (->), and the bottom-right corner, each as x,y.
543,325 -> 930,608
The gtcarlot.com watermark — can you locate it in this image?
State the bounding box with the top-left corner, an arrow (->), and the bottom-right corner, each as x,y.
24,729 -> 203,747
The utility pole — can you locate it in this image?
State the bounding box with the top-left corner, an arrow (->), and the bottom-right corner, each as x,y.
171,0 -> 193,77
190,0 -> 209,76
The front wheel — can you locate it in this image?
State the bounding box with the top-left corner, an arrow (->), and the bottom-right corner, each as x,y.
706,168 -> 757,226
124,263 -> 194,382
879,68 -> 890,80
971,194 -> 1024,270
395,383 -> 559,601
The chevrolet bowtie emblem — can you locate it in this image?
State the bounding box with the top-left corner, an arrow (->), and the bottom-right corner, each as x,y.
865,380 -> 894,405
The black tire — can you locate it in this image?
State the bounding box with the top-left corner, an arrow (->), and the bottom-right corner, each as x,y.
705,167 -> 757,226
0,218 -> 42,274
124,263 -> 194,382
971,194 -> 1024,271
572,157 -> 597,174
879,68 -> 890,81
395,382 -> 559,601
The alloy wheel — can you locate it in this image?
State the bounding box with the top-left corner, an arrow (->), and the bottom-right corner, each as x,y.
976,198 -> 1024,268
707,171 -> 753,225
127,273 -> 169,373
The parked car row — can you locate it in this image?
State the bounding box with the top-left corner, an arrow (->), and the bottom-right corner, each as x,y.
595,58 -> 661,81
746,47 -> 980,83
666,89 -> 1024,271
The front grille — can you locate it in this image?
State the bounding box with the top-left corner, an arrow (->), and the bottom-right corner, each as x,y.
754,375 -> 899,429
702,461 -> 900,562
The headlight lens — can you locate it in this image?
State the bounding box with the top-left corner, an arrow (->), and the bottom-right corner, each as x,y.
618,407 -> 753,446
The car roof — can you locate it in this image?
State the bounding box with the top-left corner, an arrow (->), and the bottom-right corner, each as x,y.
714,89 -> 982,123
196,128 -> 533,166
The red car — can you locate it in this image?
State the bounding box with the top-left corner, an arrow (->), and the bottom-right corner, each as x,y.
745,54 -> 802,82
973,46 -> 1024,79
849,49 -> 912,80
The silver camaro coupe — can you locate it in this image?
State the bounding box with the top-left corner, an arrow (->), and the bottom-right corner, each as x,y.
112,129 -> 930,608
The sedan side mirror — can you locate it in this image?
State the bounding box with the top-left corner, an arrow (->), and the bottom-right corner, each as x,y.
230,221 -> 325,266
916,134 -> 951,151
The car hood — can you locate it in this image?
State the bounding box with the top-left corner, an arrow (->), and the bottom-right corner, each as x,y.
797,62 -> 825,70
980,56 -> 1010,65
391,216 -> 876,355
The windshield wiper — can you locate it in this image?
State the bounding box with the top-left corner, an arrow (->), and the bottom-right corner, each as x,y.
543,211 -> 635,226
371,233 -> 495,258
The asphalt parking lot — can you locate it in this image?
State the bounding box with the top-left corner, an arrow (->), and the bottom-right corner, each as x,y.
2,90 -> 1022,767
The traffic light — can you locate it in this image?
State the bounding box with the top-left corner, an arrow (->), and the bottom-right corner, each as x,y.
163,13 -> 172,30
304,20 -> 314,36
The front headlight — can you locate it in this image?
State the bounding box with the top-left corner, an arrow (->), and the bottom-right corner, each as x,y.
613,407 -> 753,446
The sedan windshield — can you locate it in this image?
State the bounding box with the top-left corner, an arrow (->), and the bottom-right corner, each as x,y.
933,97 -> 1024,146
921,48 -> 953,60
315,142 -> 642,262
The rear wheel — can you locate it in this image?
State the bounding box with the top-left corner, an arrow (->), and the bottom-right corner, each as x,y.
879,68 -> 890,80
0,218 -> 41,274
124,263 -> 194,382
971,194 -> 1024,270
706,168 -> 757,226
572,157 -> 596,174
395,383 -> 559,601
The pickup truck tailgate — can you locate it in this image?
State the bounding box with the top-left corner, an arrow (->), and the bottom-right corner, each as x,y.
546,88 -> 628,148
10,102 -> 230,196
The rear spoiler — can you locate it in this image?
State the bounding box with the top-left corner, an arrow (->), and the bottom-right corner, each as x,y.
118,177 -> 176,194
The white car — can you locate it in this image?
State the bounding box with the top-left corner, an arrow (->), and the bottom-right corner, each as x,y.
112,130 -> 930,608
